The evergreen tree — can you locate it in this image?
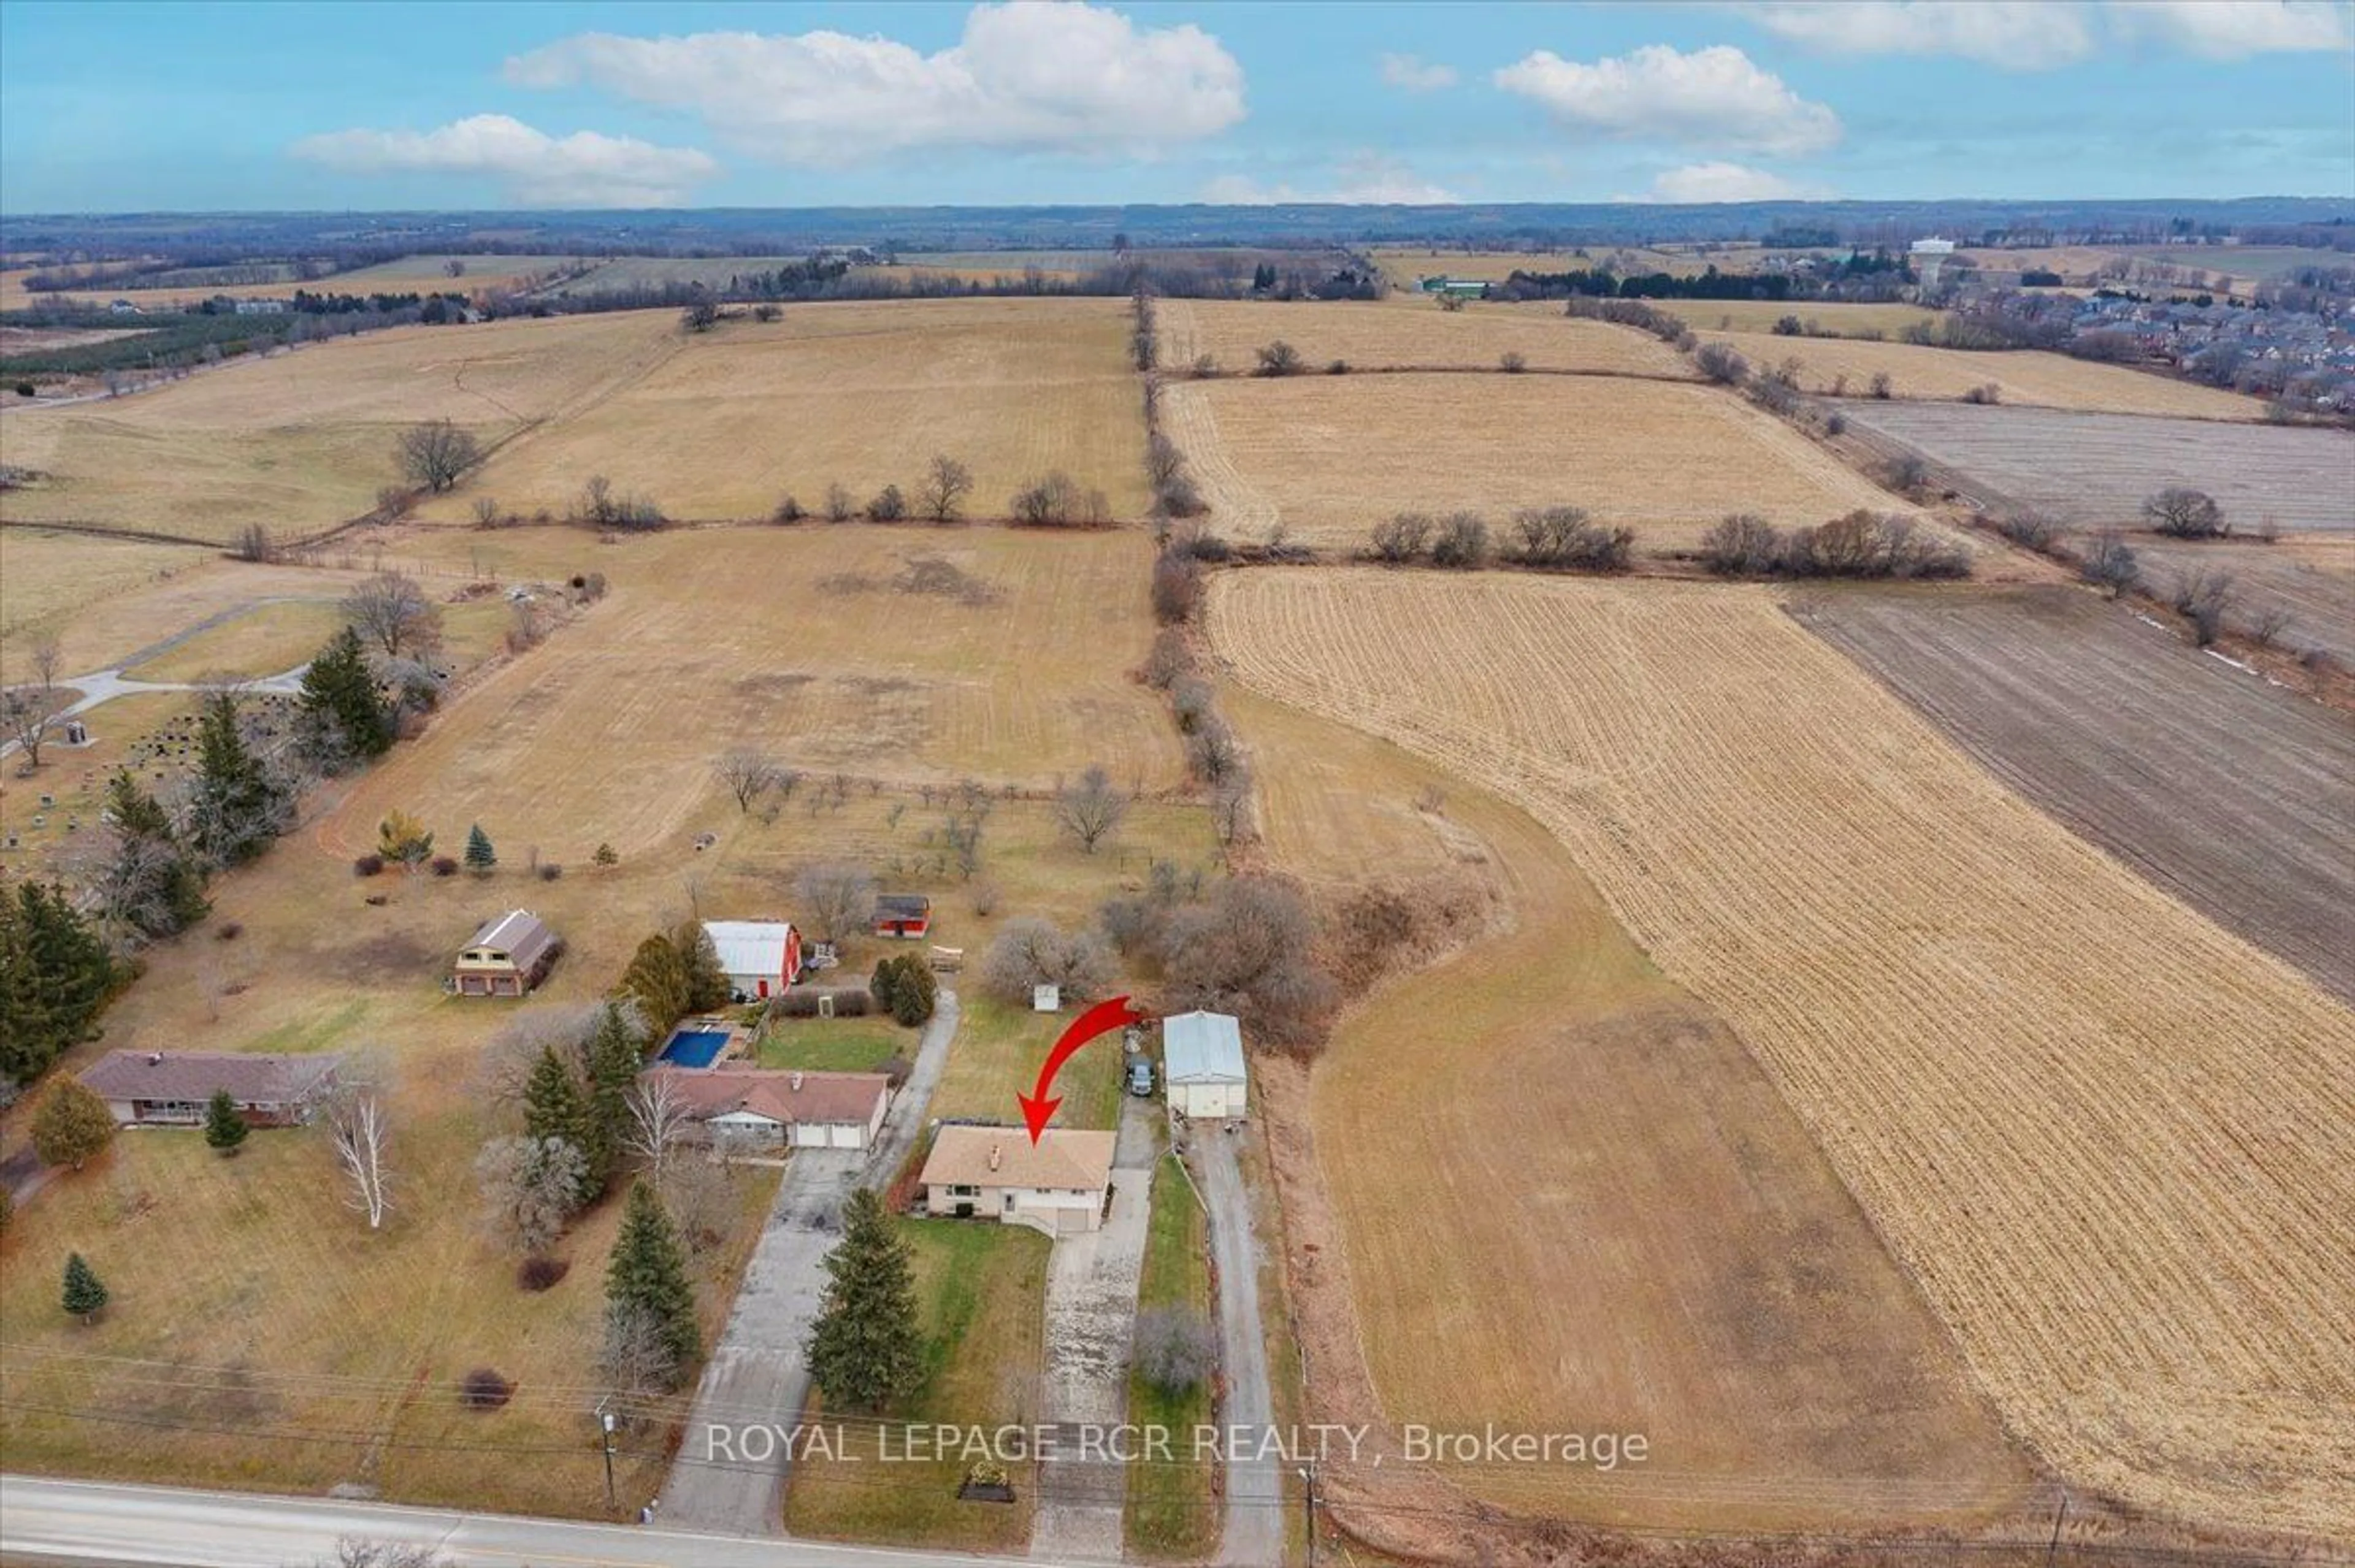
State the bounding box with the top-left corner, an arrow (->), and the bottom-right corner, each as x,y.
463,823 -> 497,873
617,934 -> 690,1028
581,1003 -> 643,1191
805,1188 -> 925,1413
98,770 -> 210,938
0,884 -> 115,1084
296,627 -> 392,768
605,1180 -> 700,1386
674,922 -> 730,1012
188,692 -> 288,866
31,1079 -> 115,1171
61,1252 -> 108,1323
203,1088 -> 249,1155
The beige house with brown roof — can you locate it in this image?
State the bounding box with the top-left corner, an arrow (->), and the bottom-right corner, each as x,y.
644,1064 -> 892,1150
917,1125 -> 1116,1235
79,1050 -> 342,1128
452,910 -> 562,997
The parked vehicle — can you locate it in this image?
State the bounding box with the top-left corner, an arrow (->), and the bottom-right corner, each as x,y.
1128,1058 -> 1155,1098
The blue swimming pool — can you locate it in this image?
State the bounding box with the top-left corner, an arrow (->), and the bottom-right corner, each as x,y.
658,1028 -> 730,1068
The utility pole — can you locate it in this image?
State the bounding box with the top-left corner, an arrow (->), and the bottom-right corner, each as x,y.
2043,1485 -> 2069,1568
1299,1459 -> 1319,1568
597,1398 -> 618,1512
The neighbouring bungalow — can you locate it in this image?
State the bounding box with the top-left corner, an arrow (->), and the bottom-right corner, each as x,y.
703,919 -> 803,1001
1162,1011 -> 1249,1120
78,1050 -> 342,1128
872,894 -> 933,940
645,1064 -> 891,1150
918,1125 -> 1116,1236
452,909 -> 562,997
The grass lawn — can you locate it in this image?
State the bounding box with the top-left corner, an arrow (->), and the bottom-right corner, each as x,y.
1125,1153 -> 1219,1561
931,993 -> 1124,1133
757,1016 -> 912,1074
121,600 -> 343,684
784,1219 -> 1051,1552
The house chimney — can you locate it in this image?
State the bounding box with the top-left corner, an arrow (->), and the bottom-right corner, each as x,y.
790,1071 -> 803,1092
988,1141 -> 1001,1172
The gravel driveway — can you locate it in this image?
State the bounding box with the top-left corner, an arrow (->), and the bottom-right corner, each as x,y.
1195,1128 -> 1284,1568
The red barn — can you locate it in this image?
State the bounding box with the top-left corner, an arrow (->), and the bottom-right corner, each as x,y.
872,894 -> 933,939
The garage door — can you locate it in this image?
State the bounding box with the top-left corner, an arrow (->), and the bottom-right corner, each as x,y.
828,1123 -> 862,1149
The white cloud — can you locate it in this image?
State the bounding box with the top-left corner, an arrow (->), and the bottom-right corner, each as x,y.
1740,1 -> 2349,66
1379,52 -> 1458,91
2110,1 -> 2351,59
1741,2 -> 2098,69
1203,156 -> 1460,205
1639,161 -> 1832,203
291,114 -> 718,205
1494,44 -> 1842,156
506,1 -> 1245,163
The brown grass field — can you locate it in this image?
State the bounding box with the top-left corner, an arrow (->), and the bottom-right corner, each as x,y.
326,526 -> 1184,860
1661,299 -> 1943,337
0,312 -> 680,541
1218,686 -> 2032,1532
1164,372 -> 1939,554
1155,298 -> 1691,377
413,298 -> 1148,524
1839,402 -> 2355,530
0,529 -> 215,665
28,254 -> 583,310
1701,330 -> 2265,419
1209,568 -> 2355,1539
1794,583 -> 2355,1002
119,599 -> 345,683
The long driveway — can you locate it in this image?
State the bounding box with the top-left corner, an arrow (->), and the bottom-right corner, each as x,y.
1029,1096 -> 1158,1562
0,1472 -> 1108,1568
658,987 -> 959,1535
1194,1130 -> 1285,1568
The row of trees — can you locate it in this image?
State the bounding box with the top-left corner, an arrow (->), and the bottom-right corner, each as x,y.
1368,507 -> 1635,573
775,454 -> 975,526
1700,510 -> 1972,580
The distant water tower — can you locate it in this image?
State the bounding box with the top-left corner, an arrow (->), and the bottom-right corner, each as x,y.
1910,237 -> 1956,290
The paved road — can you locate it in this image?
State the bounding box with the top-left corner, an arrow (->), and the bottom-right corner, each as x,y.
658,988 -> 960,1535
2,661 -> 308,762
0,1473 -> 1111,1568
1030,1096 -> 1158,1562
1193,1128 -> 1285,1568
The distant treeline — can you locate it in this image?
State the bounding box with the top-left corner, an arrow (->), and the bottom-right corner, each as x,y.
1501,266 -> 1798,302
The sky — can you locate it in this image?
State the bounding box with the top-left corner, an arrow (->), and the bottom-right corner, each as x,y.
1,1 -> 2351,212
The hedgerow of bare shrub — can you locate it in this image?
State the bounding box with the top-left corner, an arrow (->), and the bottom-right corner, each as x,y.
1700,510 -> 1970,581
1504,507 -> 1634,572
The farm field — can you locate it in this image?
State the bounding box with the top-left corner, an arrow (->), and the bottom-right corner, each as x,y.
413,297 -> 1149,523
324,525 -> 1186,858
0,529 -> 215,668
118,599 -> 344,683
1661,299 -> 1941,337
2117,243 -> 2350,287
1222,679 -> 2030,1531
1701,330 -> 2265,419
1953,246 -> 2124,285
0,312 -> 680,541
34,254 -> 584,308
1164,372 -> 1938,554
1838,402 -> 2355,529
2123,532 -> 2355,664
1209,568 -> 2355,1539
1794,583 -> 2355,1001
535,255 -> 812,296
1155,297 -> 1691,376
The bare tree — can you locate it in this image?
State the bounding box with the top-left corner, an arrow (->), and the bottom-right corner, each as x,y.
327,1089 -> 394,1231
2080,530 -> 2139,598
1254,340 -> 1304,377
714,749 -> 778,813
475,1134 -> 588,1254
1186,722 -> 1244,787
394,420 -> 482,493
917,455 -> 974,523
1151,550 -> 1203,624
341,573 -> 444,660
1694,343 -> 1749,385
980,917 -> 1116,1003
474,1003 -> 607,1110
321,1540 -> 447,1568
794,861 -> 876,946
659,1158 -> 735,1254
1368,513 -> 1433,564
1055,765 -> 1130,854
602,1300 -> 679,1395
1146,432 -> 1187,491
2,638 -> 64,768
2172,568 -> 2236,647
1161,875 -> 1334,1045
2144,487 -> 2227,539
1134,1305 -> 1216,1394
625,1074 -> 695,1183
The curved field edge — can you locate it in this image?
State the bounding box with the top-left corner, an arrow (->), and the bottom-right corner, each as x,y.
1218,686 -> 2034,1535
1207,568 -> 2355,1541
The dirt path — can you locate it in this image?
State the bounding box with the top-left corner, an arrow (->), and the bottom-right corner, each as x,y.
659,988 -> 960,1535
1193,1130 -> 1283,1568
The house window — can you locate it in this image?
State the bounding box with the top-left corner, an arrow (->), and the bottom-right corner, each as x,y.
949,1184 -> 978,1198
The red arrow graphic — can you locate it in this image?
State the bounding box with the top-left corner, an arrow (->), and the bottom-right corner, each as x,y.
1017,995 -> 1145,1144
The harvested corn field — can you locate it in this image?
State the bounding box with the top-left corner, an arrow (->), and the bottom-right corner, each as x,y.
1164,372 -> 1937,555
1209,568 -> 2355,1539
1155,297 -> 1693,377
1704,331 -> 2265,419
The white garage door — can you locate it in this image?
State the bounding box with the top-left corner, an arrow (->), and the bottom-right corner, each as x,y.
828,1123 -> 863,1149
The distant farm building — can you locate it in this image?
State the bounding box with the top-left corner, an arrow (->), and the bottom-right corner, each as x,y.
1417,275 -> 1488,299
451,910 -> 562,997
1910,237 -> 1956,289
231,298 -> 286,315
873,894 -> 933,939
80,1050 -> 342,1128
919,1125 -> 1116,1235
1162,1011 -> 1249,1120
703,919 -> 803,1001
645,1064 -> 890,1150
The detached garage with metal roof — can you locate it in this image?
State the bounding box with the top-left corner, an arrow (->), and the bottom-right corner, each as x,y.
1162,1011 -> 1248,1120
